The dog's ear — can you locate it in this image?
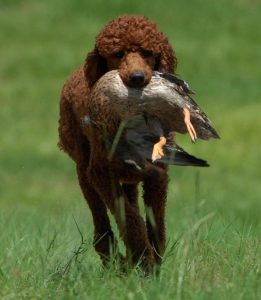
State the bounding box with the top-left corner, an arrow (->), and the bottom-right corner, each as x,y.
155,39 -> 178,74
84,47 -> 108,89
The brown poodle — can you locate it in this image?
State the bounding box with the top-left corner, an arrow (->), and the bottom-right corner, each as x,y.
58,14 -> 178,269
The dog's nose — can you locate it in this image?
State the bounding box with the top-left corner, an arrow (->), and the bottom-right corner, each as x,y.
129,72 -> 145,85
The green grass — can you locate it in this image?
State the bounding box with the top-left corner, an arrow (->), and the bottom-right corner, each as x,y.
1,0 -> 261,298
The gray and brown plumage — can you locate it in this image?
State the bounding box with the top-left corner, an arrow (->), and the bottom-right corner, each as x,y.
87,70 -> 220,166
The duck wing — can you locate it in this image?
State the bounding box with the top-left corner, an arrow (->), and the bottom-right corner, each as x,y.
158,73 -> 195,94
125,115 -> 209,167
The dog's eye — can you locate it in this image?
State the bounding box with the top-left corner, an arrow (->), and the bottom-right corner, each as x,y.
113,51 -> 125,59
141,50 -> 152,58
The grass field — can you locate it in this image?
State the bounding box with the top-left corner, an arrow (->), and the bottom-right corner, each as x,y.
1,0 -> 261,299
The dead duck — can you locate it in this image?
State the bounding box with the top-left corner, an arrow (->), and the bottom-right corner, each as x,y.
87,70 -> 220,166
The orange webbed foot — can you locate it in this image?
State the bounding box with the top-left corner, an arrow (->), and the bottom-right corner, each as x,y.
183,107 -> 197,143
152,136 -> 167,162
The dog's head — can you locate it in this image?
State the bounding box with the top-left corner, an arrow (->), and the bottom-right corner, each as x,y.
84,15 -> 177,89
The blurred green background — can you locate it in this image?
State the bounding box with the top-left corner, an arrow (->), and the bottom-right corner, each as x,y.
0,0 -> 261,296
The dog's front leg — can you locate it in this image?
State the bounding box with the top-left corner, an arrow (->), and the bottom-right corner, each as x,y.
87,132 -> 155,269
142,162 -> 169,265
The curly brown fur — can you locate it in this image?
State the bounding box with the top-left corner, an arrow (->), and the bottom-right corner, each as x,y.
58,14 -> 177,270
